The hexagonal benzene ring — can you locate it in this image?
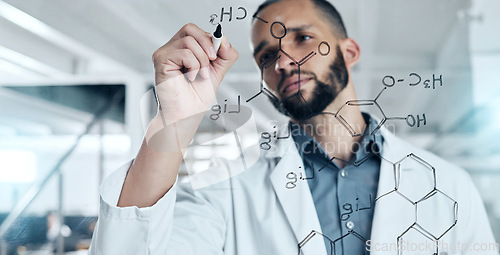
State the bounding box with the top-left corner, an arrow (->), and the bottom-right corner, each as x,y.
395,153 -> 436,203
247,49 -> 320,121
416,189 -> 458,240
374,190 -> 417,236
246,49 -> 281,102
332,230 -> 369,255
397,225 -> 439,255
297,230 -> 334,255
246,48 -> 303,104
332,86 -> 388,137
335,100 -> 387,137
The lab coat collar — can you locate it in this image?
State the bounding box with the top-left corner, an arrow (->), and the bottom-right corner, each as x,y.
268,137 -> 328,255
370,126 -> 419,254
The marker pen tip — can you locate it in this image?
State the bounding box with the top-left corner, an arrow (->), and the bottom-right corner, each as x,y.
214,24 -> 223,38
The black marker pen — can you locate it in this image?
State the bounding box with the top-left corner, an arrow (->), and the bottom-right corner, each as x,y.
212,24 -> 223,53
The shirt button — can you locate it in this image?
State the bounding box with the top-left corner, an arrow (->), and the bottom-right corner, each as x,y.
340,169 -> 348,177
346,221 -> 354,229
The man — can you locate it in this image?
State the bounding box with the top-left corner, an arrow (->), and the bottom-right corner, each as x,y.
89,0 -> 497,254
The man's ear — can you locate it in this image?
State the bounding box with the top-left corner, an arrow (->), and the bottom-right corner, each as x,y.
340,38 -> 360,68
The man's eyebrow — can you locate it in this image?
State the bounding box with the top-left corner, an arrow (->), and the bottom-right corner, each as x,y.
253,40 -> 268,57
287,24 -> 313,33
253,25 -> 313,57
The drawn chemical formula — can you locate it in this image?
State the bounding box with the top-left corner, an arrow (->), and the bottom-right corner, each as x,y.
210,95 -> 241,121
209,6 -> 247,25
382,73 -> 443,89
260,124 -> 291,150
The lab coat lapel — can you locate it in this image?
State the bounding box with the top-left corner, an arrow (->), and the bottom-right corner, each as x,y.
268,138 -> 328,255
370,128 -> 414,254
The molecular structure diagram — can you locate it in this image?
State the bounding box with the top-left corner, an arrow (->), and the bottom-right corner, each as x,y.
298,229 -> 369,255
251,13 -> 457,255
247,14 -> 331,109
296,153 -> 458,255
284,118 -> 384,190
285,142 -> 379,190
375,153 -> 458,255
329,87 -> 405,137
261,85 -> 428,171
308,85 -> 425,138
280,83 -> 434,194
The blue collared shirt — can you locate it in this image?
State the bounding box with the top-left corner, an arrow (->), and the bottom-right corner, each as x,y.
291,113 -> 383,255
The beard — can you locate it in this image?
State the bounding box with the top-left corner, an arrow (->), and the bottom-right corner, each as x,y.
270,46 -> 349,122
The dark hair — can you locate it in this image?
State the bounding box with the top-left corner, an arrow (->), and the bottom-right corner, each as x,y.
252,0 -> 348,39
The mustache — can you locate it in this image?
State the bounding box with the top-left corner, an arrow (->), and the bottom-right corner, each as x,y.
277,69 -> 319,93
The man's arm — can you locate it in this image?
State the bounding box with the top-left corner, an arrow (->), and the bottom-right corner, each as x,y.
118,23 -> 238,208
89,23 -> 238,254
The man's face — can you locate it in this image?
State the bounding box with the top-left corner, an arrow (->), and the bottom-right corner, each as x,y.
251,0 -> 349,121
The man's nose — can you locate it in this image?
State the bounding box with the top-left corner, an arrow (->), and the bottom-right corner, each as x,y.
274,52 -> 296,75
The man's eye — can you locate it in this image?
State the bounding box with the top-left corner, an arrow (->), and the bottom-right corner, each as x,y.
260,53 -> 273,64
298,35 -> 312,42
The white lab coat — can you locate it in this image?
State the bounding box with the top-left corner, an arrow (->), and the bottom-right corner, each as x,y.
89,124 -> 497,255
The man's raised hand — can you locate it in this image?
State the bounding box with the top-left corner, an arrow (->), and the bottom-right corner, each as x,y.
152,23 -> 239,126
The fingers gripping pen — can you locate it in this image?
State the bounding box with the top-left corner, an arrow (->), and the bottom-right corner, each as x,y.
212,24 -> 223,53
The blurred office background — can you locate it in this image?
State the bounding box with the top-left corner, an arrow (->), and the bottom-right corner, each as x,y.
0,0 -> 499,254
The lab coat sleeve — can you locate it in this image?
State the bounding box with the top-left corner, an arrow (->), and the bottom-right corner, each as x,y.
89,160 -> 227,255
167,183 -> 228,254
89,160 -> 177,254
458,175 -> 499,255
